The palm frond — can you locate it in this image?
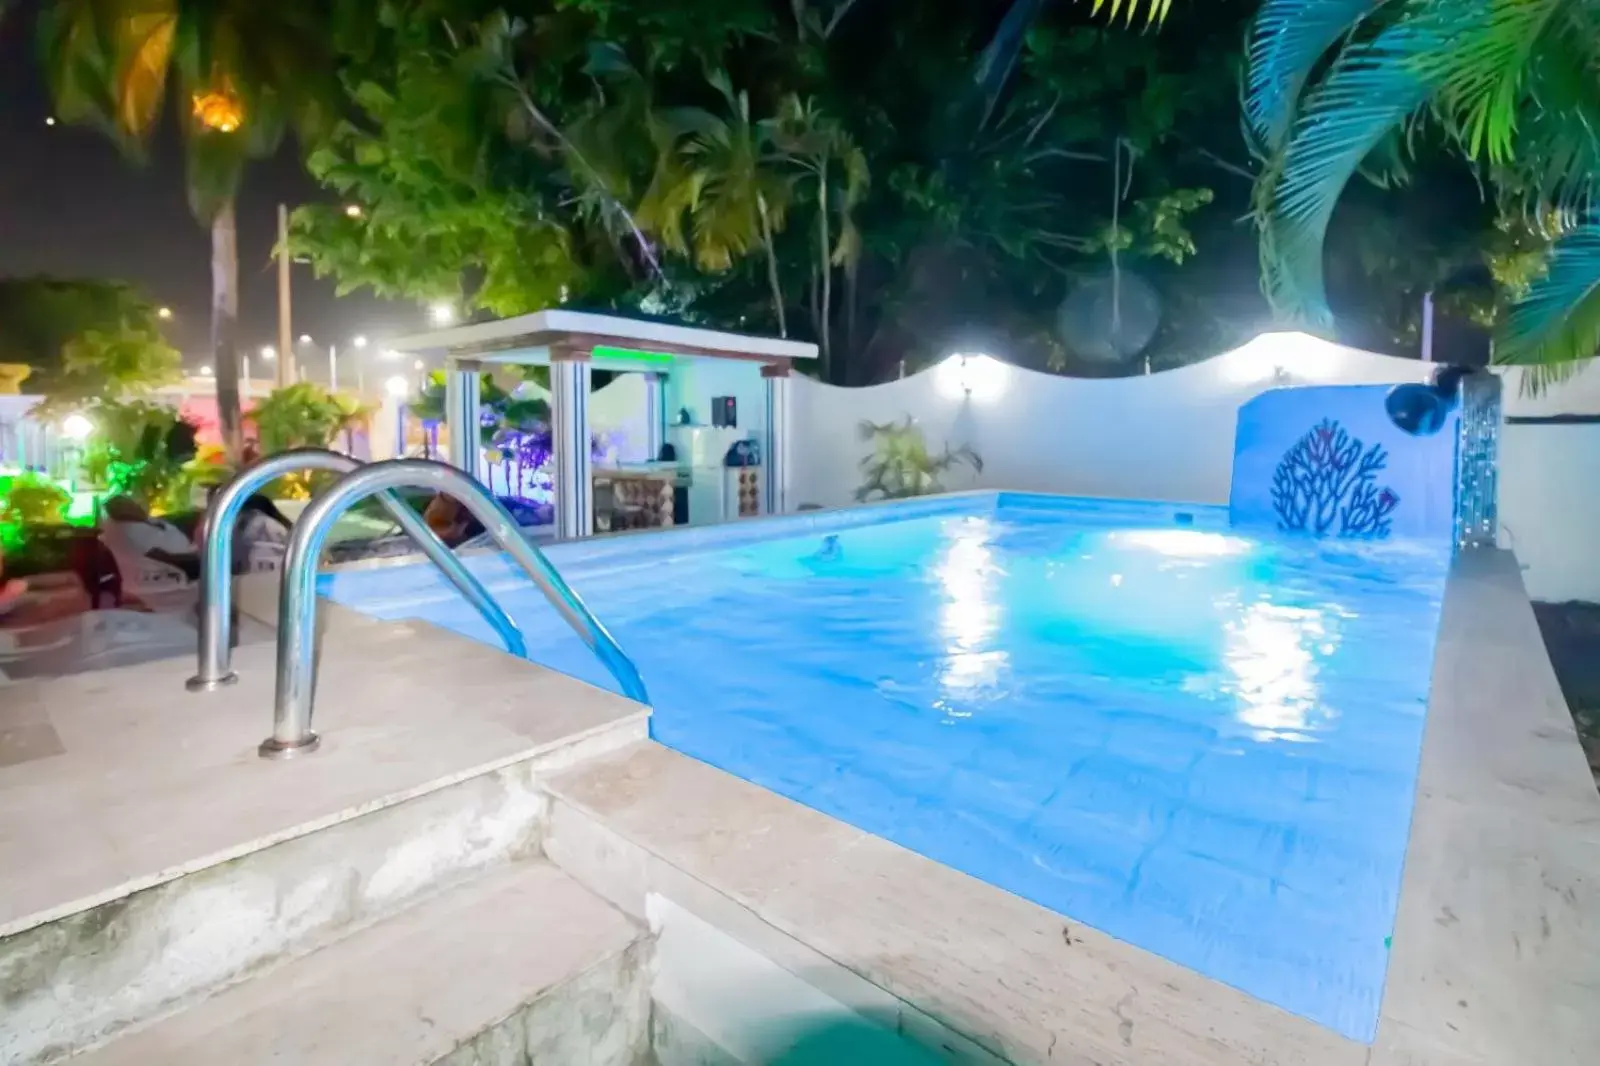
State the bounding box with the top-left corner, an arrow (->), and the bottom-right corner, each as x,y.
1245,0 -> 1390,150
111,0 -> 178,137
1495,222 -> 1600,368
1259,0 -> 1490,323
1086,0 -> 1173,27
1499,26 -> 1600,218
1426,0 -> 1565,163
1512,360 -> 1589,397
37,0 -> 119,133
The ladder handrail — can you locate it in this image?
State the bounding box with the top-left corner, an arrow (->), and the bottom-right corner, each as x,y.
262,458 -> 648,759
187,448 -> 527,692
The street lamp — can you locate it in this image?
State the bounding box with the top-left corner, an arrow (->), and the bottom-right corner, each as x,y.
384,375 -> 410,399
344,203 -> 363,219
260,346 -> 277,360
157,306 -> 173,320
429,302 -> 455,326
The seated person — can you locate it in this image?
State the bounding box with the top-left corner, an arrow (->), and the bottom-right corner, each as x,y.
102,494 -> 201,580
236,494 -> 291,549
202,489 -> 292,571
422,493 -> 486,548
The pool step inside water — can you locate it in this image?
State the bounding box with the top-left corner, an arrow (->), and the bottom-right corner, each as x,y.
66,862 -> 650,1066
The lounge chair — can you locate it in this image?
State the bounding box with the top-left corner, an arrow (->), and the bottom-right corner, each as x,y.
100,522 -> 285,613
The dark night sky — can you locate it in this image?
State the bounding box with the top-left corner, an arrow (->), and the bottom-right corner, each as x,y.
0,5 -> 425,379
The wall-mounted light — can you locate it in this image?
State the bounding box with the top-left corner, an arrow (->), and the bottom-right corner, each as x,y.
1386,365 -> 1468,437
1221,332 -> 1339,385
60,413 -> 93,441
936,352 -> 1008,402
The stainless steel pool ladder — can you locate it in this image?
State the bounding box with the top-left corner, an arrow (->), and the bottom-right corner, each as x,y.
187,448 -> 528,692
261,458 -> 649,759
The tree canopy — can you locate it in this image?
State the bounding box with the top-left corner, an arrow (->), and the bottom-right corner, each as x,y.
291,0 -> 1543,383
35,0 -> 337,454
1240,0 -> 1600,385
0,277 -> 181,410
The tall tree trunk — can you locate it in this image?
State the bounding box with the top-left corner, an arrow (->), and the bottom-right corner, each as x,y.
757,194 -> 788,338
808,264 -> 821,359
817,159 -> 833,383
844,255 -> 859,377
211,200 -> 243,460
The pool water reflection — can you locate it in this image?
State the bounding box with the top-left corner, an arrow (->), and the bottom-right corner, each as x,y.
323,497 -> 1450,1042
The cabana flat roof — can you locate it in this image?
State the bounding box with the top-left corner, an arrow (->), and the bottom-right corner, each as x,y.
386,309 -> 818,365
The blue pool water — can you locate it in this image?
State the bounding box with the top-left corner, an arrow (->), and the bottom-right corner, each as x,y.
323,493 -> 1452,1041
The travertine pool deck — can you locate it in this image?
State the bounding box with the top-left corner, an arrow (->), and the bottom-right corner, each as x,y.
0,602 -> 646,939
0,548 -> 1594,1064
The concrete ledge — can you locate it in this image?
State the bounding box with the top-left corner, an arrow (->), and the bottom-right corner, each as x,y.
0,608 -> 647,941
1371,550 -> 1600,1066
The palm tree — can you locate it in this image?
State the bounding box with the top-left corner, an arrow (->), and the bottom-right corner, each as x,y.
1242,0 -> 1600,379
632,70 -> 796,338
37,0 -> 330,457
771,95 -> 868,383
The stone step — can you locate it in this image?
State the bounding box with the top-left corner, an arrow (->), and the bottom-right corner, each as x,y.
0,624 -> 646,1066
68,861 -> 649,1066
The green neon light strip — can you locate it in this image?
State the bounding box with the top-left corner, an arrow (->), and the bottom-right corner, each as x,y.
590,346 -> 676,368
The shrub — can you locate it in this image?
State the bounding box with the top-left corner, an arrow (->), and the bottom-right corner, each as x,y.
0,472 -> 72,528
855,417 -> 982,500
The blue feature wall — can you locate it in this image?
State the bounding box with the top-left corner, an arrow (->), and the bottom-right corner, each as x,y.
1230,384 -> 1458,542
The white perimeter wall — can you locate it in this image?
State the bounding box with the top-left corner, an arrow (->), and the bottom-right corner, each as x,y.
789,333 -> 1600,603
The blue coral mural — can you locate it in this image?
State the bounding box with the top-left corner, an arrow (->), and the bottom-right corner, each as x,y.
1271,418 -> 1400,538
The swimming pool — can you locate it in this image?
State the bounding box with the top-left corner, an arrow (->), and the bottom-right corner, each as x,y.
322,492 -> 1452,1042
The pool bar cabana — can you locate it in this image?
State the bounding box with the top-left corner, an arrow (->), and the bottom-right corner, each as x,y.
386,310 -> 818,539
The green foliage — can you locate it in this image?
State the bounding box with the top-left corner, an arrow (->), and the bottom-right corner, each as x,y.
290,0 -> 1271,382
1498,224 -> 1600,379
855,418 -> 982,501
248,382 -> 368,454
0,277 -> 181,410
34,0 -> 337,457
79,399 -> 200,513
1244,0 -> 1600,372
291,0 -> 1531,379
37,0 -> 332,219
0,472 -> 72,528
411,371 -> 550,447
